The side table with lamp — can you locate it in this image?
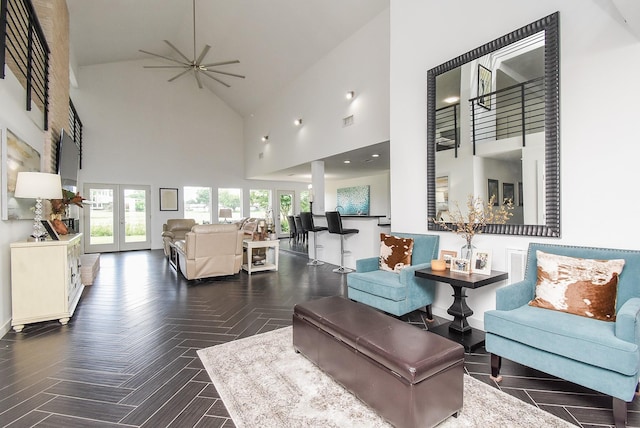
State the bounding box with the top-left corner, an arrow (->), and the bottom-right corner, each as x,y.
10,172 -> 84,332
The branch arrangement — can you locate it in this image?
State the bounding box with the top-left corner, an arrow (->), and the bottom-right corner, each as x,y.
432,195 -> 513,246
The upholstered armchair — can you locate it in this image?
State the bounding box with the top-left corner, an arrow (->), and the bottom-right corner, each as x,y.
161,219 -> 197,257
174,224 -> 244,280
347,233 -> 439,318
484,243 -> 640,428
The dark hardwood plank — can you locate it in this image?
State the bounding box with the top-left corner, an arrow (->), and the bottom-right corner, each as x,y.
0,246 -> 632,428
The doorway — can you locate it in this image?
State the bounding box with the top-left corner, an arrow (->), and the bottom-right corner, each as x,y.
276,190 -> 294,239
83,183 -> 151,253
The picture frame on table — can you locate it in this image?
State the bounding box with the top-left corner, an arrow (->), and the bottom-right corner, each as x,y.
471,249 -> 492,275
439,249 -> 458,268
450,257 -> 471,274
41,220 -> 60,241
159,188 -> 178,211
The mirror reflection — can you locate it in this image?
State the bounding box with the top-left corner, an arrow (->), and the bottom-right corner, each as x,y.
428,12 -> 560,237
435,31 -> 544,225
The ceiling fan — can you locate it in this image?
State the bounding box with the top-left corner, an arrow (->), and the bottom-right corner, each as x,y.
139,0 -> 245,88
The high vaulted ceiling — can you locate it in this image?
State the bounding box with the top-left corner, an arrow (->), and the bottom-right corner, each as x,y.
66,0 -> 389,119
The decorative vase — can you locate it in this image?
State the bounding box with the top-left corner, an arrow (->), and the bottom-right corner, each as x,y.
461,242 -> 475,261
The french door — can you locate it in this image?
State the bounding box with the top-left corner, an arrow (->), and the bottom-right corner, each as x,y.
276,190 -> 294,238
83,183 -> 151,253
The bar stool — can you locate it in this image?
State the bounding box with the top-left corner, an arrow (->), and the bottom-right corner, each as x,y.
286,215 -> 297,244
325,211 -> 359,274
294,215 -> 306,245
300,212 -> 327,266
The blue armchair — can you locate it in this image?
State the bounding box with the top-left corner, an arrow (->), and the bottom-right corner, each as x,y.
485,243 -> 640,428
347,233 -> 439,317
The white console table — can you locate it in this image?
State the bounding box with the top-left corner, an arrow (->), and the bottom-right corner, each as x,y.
10,234 -> 84,332
242,239 -> 279,275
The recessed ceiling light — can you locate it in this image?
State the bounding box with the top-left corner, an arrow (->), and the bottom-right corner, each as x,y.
261,135 -> 269,142
294,118 -> 303,126
371,153 -> 380,158
343,160 -> 351,164
443,96 -> 460,104
346,91 -> 355,100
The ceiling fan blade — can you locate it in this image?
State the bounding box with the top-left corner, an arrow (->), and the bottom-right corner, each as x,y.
168,68 -> 193,82
143,65 -> 190,69
194,71 -> 203,89
196,45 -> 211,65
200,71 -> 231,88
164,40 -> 192,63
200,60 -> 240,67
203,69 -> 246,79
139,49 -> 189,66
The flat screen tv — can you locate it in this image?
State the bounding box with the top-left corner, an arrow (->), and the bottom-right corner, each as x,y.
56,129 -> 80,190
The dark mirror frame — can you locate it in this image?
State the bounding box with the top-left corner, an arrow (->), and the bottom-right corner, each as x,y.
427,12 -> 560,237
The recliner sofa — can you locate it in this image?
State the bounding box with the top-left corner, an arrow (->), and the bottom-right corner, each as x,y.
161,218 -> 197,257
174,224 -> 244,280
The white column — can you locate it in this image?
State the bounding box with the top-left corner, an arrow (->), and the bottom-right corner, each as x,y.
311,160 -> 325,215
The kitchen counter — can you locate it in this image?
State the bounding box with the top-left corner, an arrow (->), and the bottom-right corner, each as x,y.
309,214 -> 391,269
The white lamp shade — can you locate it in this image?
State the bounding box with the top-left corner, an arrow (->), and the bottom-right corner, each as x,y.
14,172 -> 62,199
219,208 -> 233,218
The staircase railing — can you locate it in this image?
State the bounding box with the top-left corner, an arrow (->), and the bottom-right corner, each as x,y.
435,103 -> 460,157
0,0 -> 49,129
469,77 -> 544,154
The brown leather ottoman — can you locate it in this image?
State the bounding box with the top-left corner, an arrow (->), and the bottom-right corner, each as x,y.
293,295 -> 464,428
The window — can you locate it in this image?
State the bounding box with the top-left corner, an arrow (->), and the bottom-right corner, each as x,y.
300,190 -> 311,212
184,186 -> 212,224
218,188 -> 242,222
249,189 -> 271,219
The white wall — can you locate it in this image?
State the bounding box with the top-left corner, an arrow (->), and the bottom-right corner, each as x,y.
0,67 -> 48,336
324,172 -> 390,217
391,0 -> 640,328
71,59 -> 309,250
243,9 -> 390,179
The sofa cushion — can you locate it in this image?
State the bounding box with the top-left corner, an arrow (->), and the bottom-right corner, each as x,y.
529,250 -> 625,321
379,233 -> 413,273
348,270 -> 407,302
485,305 -> 639,376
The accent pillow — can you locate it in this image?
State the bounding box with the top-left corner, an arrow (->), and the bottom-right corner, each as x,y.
379,234 -> 414,273
529,250 -> 625,321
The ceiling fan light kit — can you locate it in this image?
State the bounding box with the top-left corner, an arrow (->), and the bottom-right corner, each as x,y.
140,0 -> 245,88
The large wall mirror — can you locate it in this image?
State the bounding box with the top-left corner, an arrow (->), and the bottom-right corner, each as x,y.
427,12 -> 560,237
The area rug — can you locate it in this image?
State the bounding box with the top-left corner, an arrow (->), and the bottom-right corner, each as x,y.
198,327 -> 572,427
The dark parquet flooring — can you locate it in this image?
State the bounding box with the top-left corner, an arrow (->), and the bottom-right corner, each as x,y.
0,242 -> 638,427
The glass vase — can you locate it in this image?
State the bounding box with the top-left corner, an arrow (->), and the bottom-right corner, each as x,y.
461,242 -> 475,261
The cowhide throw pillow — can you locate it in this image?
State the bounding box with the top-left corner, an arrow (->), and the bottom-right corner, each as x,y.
529,250 -> 625,321
379,234 -> 414,273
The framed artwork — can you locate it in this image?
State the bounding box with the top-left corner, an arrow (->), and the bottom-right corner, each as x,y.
477,65 -> 492,110
336,185 -> 370,215
159,187 -> 178,211
1,127 -> 41,220
518,182 -> 523,206
487,179 -> 499,206
439,249 -> 458,269
450,257 -> 471,274
503,182 -> 514,205
471,249 -> 492,275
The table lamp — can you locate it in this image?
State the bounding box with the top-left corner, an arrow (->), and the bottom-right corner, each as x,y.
219,208 -> 232,223
14,172 -> 62,241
